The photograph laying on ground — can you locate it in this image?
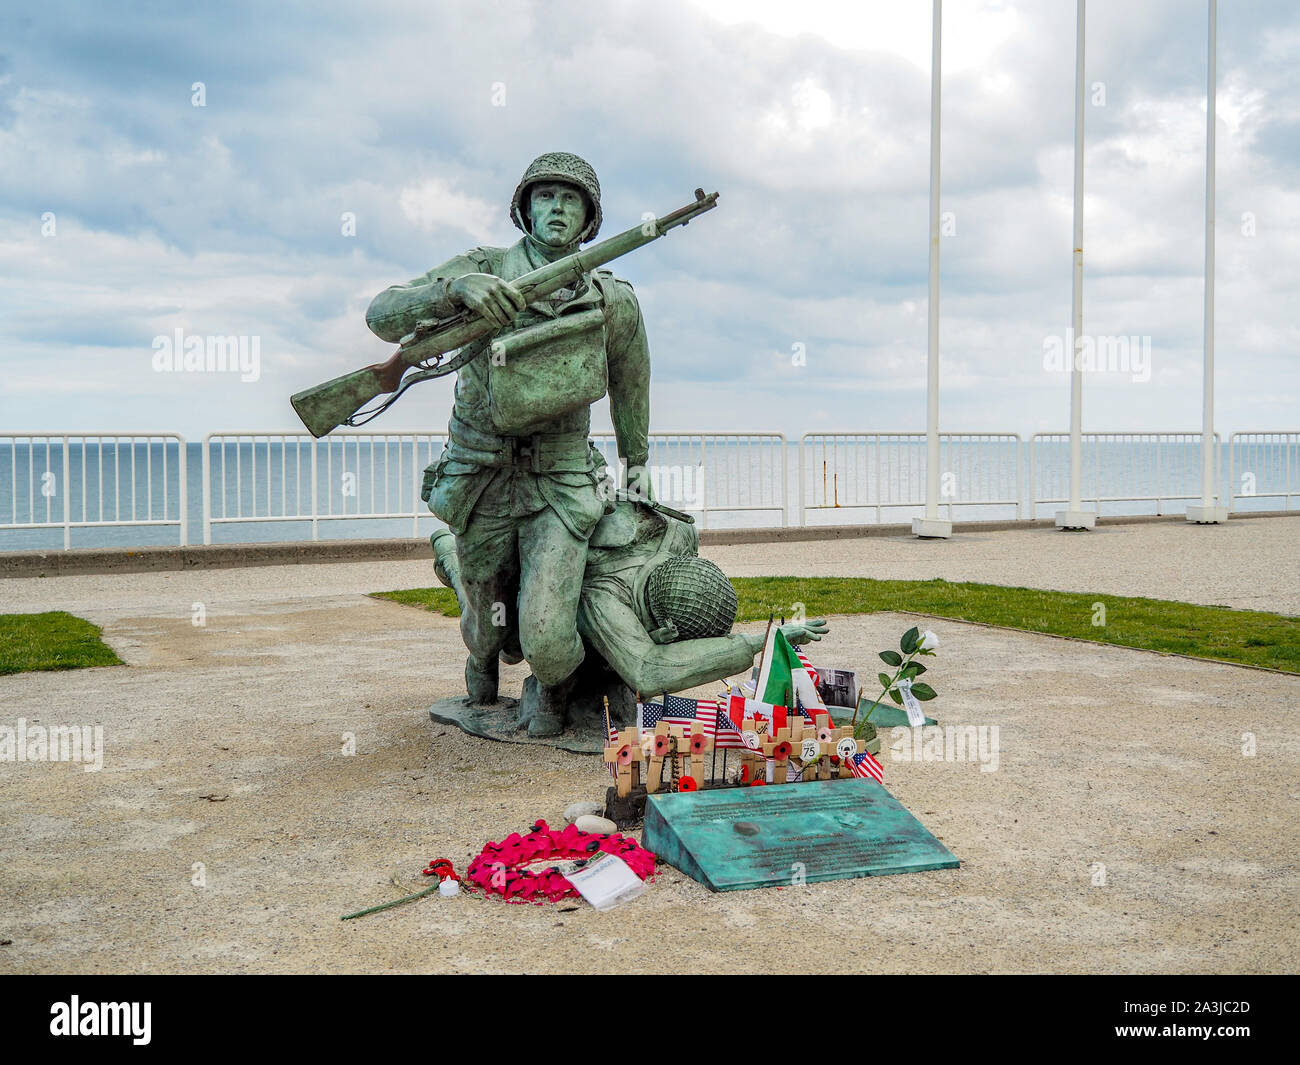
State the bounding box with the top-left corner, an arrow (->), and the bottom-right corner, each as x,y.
374,577 -> 1300,674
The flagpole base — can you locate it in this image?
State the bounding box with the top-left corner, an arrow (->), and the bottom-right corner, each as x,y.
1055,509 -> 1096,530
911,517 -> 952,539
1186,505 -> 1228,524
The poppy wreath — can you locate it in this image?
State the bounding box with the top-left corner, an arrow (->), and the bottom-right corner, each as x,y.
465,819 -> 656,904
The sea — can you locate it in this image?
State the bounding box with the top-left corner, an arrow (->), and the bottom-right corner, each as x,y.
0,435 -> 1292,553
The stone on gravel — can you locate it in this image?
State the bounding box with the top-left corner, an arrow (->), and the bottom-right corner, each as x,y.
564,801 -> 603,823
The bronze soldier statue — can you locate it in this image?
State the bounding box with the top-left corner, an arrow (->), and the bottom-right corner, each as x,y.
431,502 -> 829,728
365,153 -> 652,737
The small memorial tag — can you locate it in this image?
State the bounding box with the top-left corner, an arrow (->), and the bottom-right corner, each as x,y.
800,739 -> 820,761
898,678 -> 926,728
560,852 -> 648,911
742,730 -> 761,750
836,737 -> 858,759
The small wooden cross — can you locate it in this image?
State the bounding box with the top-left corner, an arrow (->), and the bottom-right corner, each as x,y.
739,715 -> 768,783
645,721 -> 670,794
682,719 -> 714,787
603,725 -> 644,798
760,724 -> 793,784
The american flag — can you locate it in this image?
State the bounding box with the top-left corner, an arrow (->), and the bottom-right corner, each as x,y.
712,698 -> 748,750
793,645 -> 820,688
639,695 -> 722,740
606,719 -> 619,779
850,751 -> 884,783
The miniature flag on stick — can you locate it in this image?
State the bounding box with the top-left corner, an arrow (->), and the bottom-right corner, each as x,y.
726,693 -> 787,732
850,751 -> 885,783
755,629 -> 831,724
639,695 -> 721,739
606,718 -> 620,780
793,645 -> 820,688
713,706 -> 748,749
607,694 -> 622,780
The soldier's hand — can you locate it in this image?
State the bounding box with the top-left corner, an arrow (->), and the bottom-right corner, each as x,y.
625,464 -> 655,503
449,273 -> 526,329
780,619 -> 829,645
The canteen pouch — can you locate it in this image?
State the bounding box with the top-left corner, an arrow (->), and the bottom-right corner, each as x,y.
485,308 -> 607,434
423,452 -> 497,535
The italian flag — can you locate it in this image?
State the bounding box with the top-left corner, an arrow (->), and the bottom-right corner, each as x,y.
755,628 -> 831,724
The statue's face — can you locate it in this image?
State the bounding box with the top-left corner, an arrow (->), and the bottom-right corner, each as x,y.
527,181 -> 588,247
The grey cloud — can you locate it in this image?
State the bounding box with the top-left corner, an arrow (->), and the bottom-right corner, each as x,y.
0,0 -> 1295,440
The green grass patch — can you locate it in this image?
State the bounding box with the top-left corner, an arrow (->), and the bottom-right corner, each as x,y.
375,586 -> 462,617
374,577 -> 1300,674
0,611 -> 123,676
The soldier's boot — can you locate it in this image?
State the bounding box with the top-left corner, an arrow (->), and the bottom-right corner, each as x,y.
431,530 -> 457,590
500,629 -> 525,666
527,676 -> 573,738
465,655 -> 499,707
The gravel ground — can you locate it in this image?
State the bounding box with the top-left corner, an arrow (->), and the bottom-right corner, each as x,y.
0,518 -> 1296,974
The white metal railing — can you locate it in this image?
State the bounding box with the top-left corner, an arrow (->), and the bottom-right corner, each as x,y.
1229,432 -> 1299,511
1029,432 -> 1221,517
590,432 -> 788,528
202,432 -> 447,544
798,433 -> 1022,524
0,434 -> 187,548
5,430 -> 1299,552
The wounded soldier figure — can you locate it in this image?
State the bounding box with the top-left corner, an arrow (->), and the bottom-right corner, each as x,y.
431,496 -> 829,729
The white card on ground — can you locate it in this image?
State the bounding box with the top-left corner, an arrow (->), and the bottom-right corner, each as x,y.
561,852 -> 648,912
899,678 -> 926,728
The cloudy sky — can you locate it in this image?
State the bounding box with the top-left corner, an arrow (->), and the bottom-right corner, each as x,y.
1,0 -> 1296,442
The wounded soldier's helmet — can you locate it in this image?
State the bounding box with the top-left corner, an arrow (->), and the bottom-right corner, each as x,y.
645,555 -> 739,641
510,151 -> 603,243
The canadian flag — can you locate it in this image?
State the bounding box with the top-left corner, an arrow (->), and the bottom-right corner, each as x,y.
726,693 -> 787,732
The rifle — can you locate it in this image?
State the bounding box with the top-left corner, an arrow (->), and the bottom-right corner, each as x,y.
614,489 -> 695,525
291,187 -> 720,438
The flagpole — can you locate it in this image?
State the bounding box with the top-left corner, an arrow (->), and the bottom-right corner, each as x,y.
753,613 -> 774,688
1188,0 -> 1227,524
914,0 -> 952,539
1057,0 -> 1096,530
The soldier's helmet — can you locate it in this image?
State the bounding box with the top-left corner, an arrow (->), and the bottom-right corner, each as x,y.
510,151 -> 602,244
645,555 -> 739,641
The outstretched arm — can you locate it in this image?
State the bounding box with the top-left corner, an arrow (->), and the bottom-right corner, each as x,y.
579,582 -> 754,695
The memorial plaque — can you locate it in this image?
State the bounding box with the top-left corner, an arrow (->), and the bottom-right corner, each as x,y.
643,779 -> 958,892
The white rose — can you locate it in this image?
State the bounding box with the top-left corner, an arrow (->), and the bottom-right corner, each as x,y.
918,630 -> 939,651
